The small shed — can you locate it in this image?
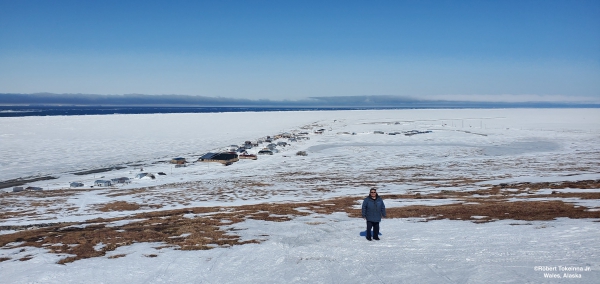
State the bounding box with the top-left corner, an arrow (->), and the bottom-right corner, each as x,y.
170,157 -> 187,164
94,180 -> 112,187
70,182 -> 84,188
13,187 -> 24,192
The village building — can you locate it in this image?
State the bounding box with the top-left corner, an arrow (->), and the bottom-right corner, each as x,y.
70,182 -> 84,188
198,152 -> 239,165
239,153 -> 258,160
94,180 -> 112,187
111,177 -> 131,184
258,148 -> 273,155
170,157 -> 186,164
135,173 -> 155,179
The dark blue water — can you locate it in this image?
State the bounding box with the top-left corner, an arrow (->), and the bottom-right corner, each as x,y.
0,106 -> 388,117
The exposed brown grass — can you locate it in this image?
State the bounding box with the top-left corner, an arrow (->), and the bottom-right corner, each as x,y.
385,201 -> 599,222
489,180 -> 600,191
105,189 -> 147,198
0,179 -> 598,264
19,255 -> 33,261
97,201 -> 141,211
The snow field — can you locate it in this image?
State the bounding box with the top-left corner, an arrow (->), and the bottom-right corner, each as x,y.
1,108 -> 600,283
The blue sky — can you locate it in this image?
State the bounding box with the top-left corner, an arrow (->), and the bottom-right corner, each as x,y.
1,0 -> 599,102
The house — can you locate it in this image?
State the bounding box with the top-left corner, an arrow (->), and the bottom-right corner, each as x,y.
70,182 -> 84,188
94,180 -> 112,187
267,143 -> 277,150
170,157 -> 186,164
258,148 -> 273,155
239,153 -> 258,160
296,151 -> 308,156
111,177 -> 130,184
14,186 -> 42,192
374,131 -> 385,134
135,173 -> 156,179
277,141 -> 288,147
198,152 -> 239,165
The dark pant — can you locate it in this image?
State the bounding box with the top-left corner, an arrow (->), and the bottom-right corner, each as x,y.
366,221 -> 380,239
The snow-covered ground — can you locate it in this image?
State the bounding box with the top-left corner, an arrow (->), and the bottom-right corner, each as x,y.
1,108 -> 600,283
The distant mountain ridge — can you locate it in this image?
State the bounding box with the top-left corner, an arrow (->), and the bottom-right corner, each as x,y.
0,93 -> 598,108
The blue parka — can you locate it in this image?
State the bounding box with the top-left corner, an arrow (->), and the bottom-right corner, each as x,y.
362,194 -> 386,222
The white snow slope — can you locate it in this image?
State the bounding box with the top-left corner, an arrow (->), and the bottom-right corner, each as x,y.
1,108 -> 600,283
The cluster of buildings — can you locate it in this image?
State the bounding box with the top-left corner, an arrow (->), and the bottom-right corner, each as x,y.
64,131 -> 313,189
374,130 -> 433,136
197,132 -> 311,165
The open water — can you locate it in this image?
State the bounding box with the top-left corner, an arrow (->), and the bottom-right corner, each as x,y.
0,106 -> 384,117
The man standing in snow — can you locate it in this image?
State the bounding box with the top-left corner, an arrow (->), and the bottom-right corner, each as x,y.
362,188 -> 386,241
